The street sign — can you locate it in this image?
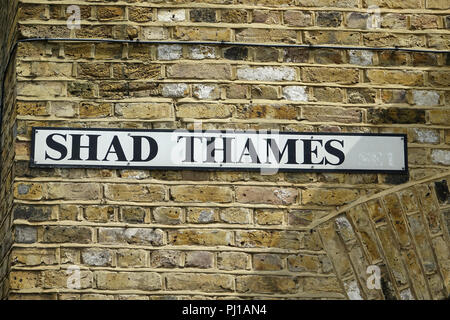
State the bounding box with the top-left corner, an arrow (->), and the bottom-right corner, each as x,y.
31,127 -> 407,173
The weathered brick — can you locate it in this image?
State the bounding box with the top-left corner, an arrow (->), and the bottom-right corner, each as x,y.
17,101 -> 48,116
305,31 -> 360,45
167,63 -> 231,80
428,109 -> 450,125
253,10 -> 281,24
220,207 -> 251,224
235,28 -> 297,43
153,207 -> 183,225
157,9 -> 186,22
166,273 -> 234,292
407,214 -> 437,273
236,275 -> 299,294
168,230 -> 232,246
11,248 -> 57,266
237,66 -> 295,81
96,272 -> 161,291
255,209 -> 284,225
14,183 -> 43,200
415,184 -> 442,233
10,271 -> 41,290
318,222 -> 353,278
302,67 -> 359,84
375,225 -> 407,287
81,248 -> 112,267
192,84 -> 220,100
431,149 -> 450,166
302,106 -> 361,123
347,206 -> 382,262
302,189 -> 359,206
236,104 -> 297,120
78,63 -> 110,79
121,206 -> 146,223
129,7 -> 153,22
97,6 -> 124,21
221,9 -> 247,23
151,250 -> 182,268
284,11 -> 312,27
186,207 -> 217,223
14,205 -> 53,221
116,103 -> 173,119
105,184 -> 166,202
367,108 -> 425,124
142,27 -> 169,40
98,228 -> 164,246
42,226 -> 92,244
236,186 -> 298,205
176,103 -> 233,119
84,206 -> 114,223
287,254 -> 321,272
190,8 -> 216,22
185,251 -> 214,268
366,70 -> 424,86
253,254 -> 283,271
284,48 -> 309,63
316,11 -> 342,27
190,45 -> 216,59
171,185 -> 233,203
47,183 -> 101,200
117,249 -> 148,268
236,230 -> 302,250
173,26 -> 231,41
217,252 -> 249,270
14,226 -> 37,244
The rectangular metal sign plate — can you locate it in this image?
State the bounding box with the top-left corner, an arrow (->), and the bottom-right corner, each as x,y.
31,127 -> 407,173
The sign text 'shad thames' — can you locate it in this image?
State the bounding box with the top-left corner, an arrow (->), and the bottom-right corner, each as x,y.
31,128 -> 407,173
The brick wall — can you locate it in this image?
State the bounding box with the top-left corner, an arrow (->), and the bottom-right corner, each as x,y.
0,0 -> 19,300
2,0 -> 450,299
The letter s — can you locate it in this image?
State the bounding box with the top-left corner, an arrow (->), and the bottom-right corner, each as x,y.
325,139 -> 345,165
45,134 -> 68,161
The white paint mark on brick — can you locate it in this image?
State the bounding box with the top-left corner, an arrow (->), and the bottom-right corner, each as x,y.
51,101 -> 77,118
237,66 -> 296,81
190,46 -> 216,60
82,249 -> 111,266
412,90 -> 440,106
344,280 -> 363,300
282,86 -> 308,101
198,210 -> 215,223
162,83 -> 188,98
412,128 -> 439,144
193,84 -> 218,99
158,45 -> 182,61
400,288 -> 414,300
431,149 -> 450,165
142,27 -> 169,40
157,9 -> 186,22
349,50 -> 373,66
335,216 -> 354,234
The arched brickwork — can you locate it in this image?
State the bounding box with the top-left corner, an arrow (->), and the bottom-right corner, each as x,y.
313,172 -> 450,299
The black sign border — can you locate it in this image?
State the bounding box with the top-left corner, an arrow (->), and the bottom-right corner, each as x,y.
30,127 -> 408,174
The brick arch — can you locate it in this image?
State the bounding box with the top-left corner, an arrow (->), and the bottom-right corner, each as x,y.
311,172 -> 450,300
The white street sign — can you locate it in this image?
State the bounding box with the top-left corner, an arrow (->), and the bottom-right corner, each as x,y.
31,128 -> 407,173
